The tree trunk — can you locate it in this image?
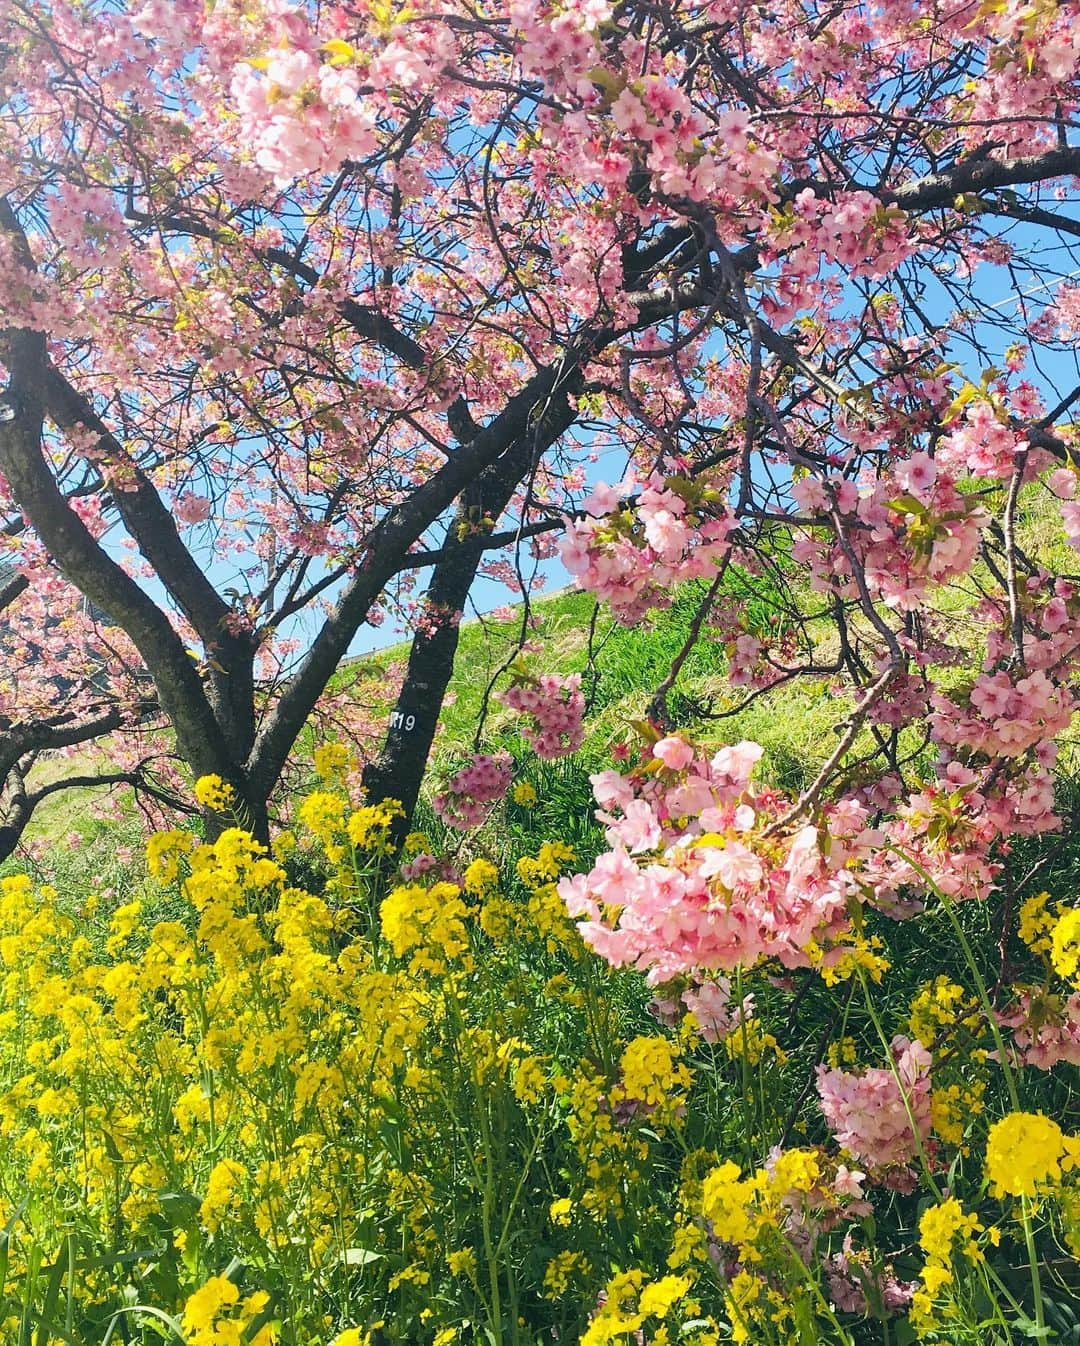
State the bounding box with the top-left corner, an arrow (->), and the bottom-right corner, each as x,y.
361,530 -> 482,826
360,408 -> 568,831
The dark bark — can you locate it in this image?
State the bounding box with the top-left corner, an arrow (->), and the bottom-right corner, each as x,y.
39,364 -> 258,764
0,327 -> 251,793
359,400 -> 568,824
246,332 -> 602,798
0,762 -> 191,864
360,528 -> 483,825
886,145 -> 1080,210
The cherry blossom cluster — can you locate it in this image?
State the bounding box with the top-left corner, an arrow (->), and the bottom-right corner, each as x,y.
510,6 -> 782,209
560,474 -> 736,624
773,188 -> 915,281
1032,281 -> 1080,343
558,726 -> 1058,994
790,458 -> 991,614
855,753 -> 1063,912
230,38 -> 377,182
934,399 -> 1034,481
648,977 -> 755,1046
1042,463 -> 1080,542
815,1036 -> 933,1171
825,1239 -> 916,1317
931,669 -> 1073,761
557,736 -> 875,982
431,753 -> 513,831
499,672 -> 585,759
998,991 -> 1080,1071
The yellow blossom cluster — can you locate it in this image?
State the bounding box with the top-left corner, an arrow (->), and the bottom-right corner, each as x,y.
1017,891 -> 1080,989
193,774 -> 237,813
908,975 -> 981,1049
984,1111 -> 1079,1198
613,1035 -> 692,1118
581,1269 -> 694,1346
0,778 -> 709,1343
313,741 -> 354,782
1052,907 -> 1080,983
380,880 -> 472,973
909,1197 -> 987,1335
0,759 -> 1077,1345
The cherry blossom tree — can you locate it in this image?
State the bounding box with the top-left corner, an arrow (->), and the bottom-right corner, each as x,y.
0,0 -> 1078,850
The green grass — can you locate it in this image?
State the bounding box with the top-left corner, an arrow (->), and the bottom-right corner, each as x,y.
16,476 -> 1080,894
339,568 -> 832,780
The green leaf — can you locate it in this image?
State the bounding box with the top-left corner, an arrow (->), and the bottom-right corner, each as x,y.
1016,1323 -> 1053,1340
19,1243 -> 42,1346
101,1304 -> 185,1346
628,718 -> 661,744
35,1237 -> 70,1346
885,494 -> 927,516
342,1248 -> 384,1267
892,1320 -> 918,1346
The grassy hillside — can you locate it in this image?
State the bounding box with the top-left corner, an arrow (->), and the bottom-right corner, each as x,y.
15,476 -> 1078,864
342,576 -> 843,790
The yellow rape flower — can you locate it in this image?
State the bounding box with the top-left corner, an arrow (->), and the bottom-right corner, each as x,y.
527,885 -> 578,954
617,1035 -> 691,1110
512,1054 -> 546,1104
700,1161 -> 766,1251
463,858 -> 500,896
932,1076 -> 985,1148
985,1112 -> 1066,1197
297,790 -> 347,844
919,1198 -> 983,1267
810,931 -> 889,986
826,1036 -> 858,1067
173,1083 -> 211,1134
543,1250 -> 589,1298
380,881 -> 470,972
768,1147 -> 820,1195
725,1268 -> 764,1344
724,1019 -> 785,1066
387,1264 -> 430,1291
182,1275 -> 239,1340
909,975 -> 979,1049
1051,908 -> 1080,982
145,828 -> 195,883
549,1196 -> 573,1226
347,800 -> 404,853
193,774 -> 236,812
638,1274 -> 691,1318
911,1197 -> 984,1332
581,1269 -> 646,1346
200,1159 -> 247,1233
106,900 -> 142,956
517,841 -> 575,888
447,1248 -> 476,1277
1019,891 -> 1057,955
313,741 -> 352,781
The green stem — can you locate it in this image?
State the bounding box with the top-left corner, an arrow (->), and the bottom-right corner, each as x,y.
888,844 -> 1050,1330
1020,1195 -> 1046,1336
735,964 -> 755,1166
885,843 -> 1019,1111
